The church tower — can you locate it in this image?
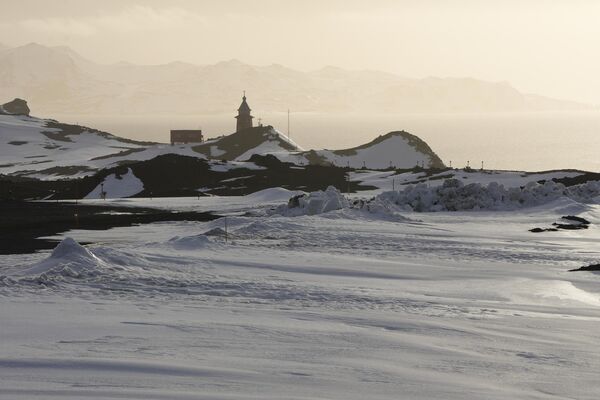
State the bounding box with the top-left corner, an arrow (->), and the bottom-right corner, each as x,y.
235,92 -> 254,132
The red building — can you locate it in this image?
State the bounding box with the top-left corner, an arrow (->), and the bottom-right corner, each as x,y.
170,130 -> 203,145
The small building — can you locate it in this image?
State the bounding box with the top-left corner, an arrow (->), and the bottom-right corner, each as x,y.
235,92 -> 254,132
170,129 -> 203,145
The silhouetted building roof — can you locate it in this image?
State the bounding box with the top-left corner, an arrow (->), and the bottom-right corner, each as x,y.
235,93 -> 254,132
238,95 -> 252,113
170,129 -> 203,145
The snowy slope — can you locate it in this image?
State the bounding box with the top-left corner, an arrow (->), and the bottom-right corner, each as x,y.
350,168 -> 587,197
195,126 -> 444,169
192,125 -> 303,161
0,97 -> 446,179
2,194 -> 600,399
84,168 -> 144,199
0,113 -> 212,179
285,130 -> 445,169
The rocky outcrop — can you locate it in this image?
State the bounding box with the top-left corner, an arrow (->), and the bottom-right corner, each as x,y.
0,98 -> 30,116
192,125 -> 299,161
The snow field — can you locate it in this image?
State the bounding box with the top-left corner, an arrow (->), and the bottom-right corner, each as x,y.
2,184 -> 600,399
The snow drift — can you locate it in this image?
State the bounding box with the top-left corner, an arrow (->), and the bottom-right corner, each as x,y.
272,186 -> 350,216
244,187 -> 305,203
378,178 -> 600,212
272,179 -> 600,216
18,237 -> 106,282
168,234 -> 214,250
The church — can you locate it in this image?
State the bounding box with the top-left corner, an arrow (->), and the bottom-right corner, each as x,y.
171,93 -> 254,144
235,92 -> 254,132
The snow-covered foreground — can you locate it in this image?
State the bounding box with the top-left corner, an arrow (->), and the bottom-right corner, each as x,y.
2,193 -> 600,399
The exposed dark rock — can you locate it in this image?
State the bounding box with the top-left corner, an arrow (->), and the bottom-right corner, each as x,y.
561,215 -> 591,225
530,215 -> 591,232
552,223 -> 589,230
0,200 -> 218,255
248,153 -> 285,168
288,194 -> 307,208
553,172 -> 600,187
1,153 -> 376,200
14,165 -> 95,178
8,141 -> 28,146
42,120 -> 156,145
302,149 -> 331,166
193,125 -> 296,161
0,98 -> 30,116
90,147 -> 146,161
529,227 -> 559,233
569,264 -> 600,272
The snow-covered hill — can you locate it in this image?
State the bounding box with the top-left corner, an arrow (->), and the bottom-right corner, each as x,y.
195,126 -> 444,169
1,99 -> 447,178
286,131 -> 445,169
0,107 -> 207,179
192,125 -> 303,161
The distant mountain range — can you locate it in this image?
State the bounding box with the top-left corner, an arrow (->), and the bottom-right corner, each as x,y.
0,42 -> 591,116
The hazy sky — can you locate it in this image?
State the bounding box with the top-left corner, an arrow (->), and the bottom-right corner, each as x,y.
1,0 -> 599,104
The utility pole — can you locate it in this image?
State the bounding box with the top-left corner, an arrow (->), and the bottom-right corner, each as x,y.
287,109 -> 290,140
347,170 -> 350,194
346,161 -> 350,194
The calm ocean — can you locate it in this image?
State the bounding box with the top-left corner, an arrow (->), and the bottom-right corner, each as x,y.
51,111 -> 600,172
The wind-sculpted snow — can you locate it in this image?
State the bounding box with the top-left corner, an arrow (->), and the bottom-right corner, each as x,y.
376,178 -> 600,212
2,236 -> 479,312
18,237 -> 107,280
168,233 -> 216,250
3,198 -> 600,399
271,186 -> 350,216
272,180 -> 600,218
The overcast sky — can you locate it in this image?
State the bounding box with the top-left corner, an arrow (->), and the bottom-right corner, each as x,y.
1,0 -> 599,104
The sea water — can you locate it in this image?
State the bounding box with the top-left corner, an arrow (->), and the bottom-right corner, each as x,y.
50,111 -> 600,172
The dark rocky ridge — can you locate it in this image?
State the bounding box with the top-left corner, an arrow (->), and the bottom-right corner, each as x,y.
193,125 -> 297,161
0,153 -> 376,200
0,200 -> 218,254
0,98 -> 30,116
569,264 -> 600,272
41,120 -> 156,146
530,215 -> 591,233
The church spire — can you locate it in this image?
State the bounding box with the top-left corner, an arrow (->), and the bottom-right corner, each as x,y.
235,92 -> 253,132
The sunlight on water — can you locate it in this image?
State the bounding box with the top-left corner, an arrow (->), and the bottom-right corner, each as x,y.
50,111 -> 600,172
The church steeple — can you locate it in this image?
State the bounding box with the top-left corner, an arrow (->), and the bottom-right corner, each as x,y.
235,91 -> 253,132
